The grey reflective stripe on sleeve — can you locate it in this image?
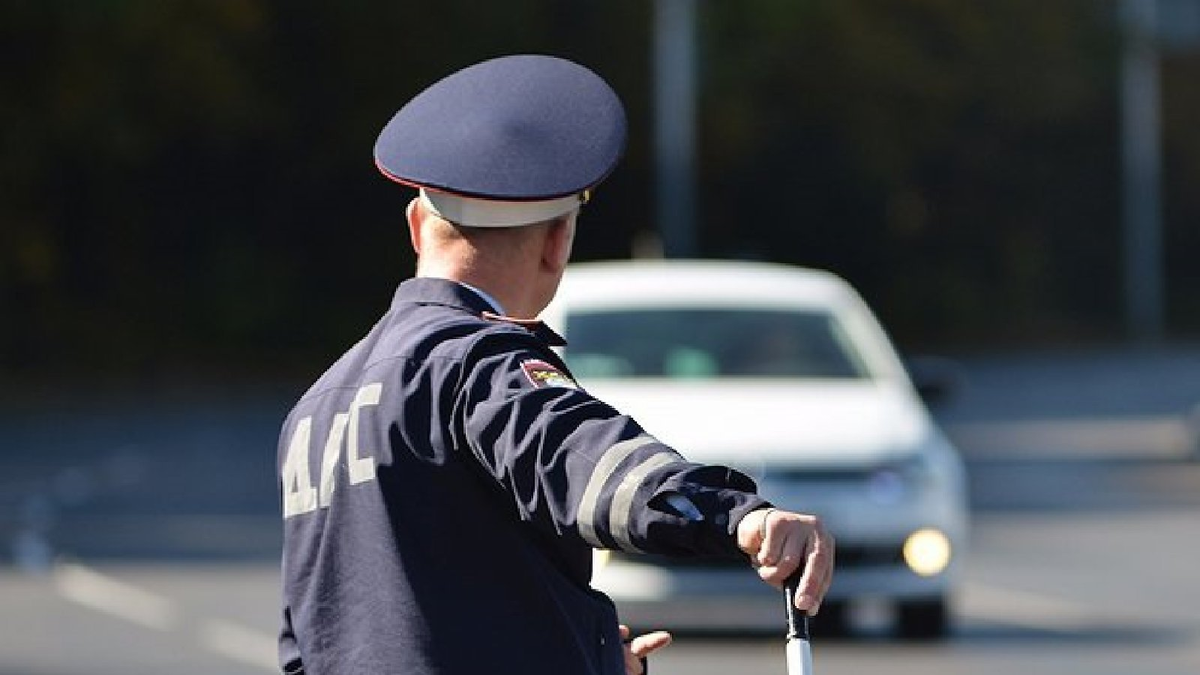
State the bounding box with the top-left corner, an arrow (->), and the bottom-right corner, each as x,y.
577,434 -> 658,548
609,451 -> 684,553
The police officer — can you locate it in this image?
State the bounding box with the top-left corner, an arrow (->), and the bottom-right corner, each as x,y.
277,54 -> 834,675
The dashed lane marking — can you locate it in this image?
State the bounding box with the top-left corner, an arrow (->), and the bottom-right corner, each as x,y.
53,562 -> 276,671
53,562 -> 180,632
201,618 -> 280,671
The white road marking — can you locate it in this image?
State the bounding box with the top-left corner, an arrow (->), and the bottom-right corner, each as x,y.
201,618 -> 279,671
53,562 -> 276,671
53,562 -> 179,632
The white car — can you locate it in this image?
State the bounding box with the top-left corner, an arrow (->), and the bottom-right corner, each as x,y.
541,260 -> 969,639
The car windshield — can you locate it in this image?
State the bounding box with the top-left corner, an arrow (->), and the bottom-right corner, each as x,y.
563,307 -> 872,380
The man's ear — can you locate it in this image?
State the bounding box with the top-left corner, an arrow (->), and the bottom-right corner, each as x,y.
542,214 -> 576,272
406,197 -> 423,254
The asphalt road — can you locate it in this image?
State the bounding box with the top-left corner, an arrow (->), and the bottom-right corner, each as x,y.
2,347 -> 1199,674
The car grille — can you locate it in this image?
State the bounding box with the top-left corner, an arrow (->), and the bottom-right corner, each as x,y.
610,542 -> 903,570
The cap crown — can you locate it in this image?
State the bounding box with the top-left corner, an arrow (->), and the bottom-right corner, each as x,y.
375,54 -> 627,201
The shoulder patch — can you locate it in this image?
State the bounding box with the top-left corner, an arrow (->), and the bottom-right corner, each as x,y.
521,359 -> 579,390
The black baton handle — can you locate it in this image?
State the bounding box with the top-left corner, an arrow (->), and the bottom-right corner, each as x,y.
784,572 -> 810,641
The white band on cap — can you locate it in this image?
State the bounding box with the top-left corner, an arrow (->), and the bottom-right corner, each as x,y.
420,189 -> 581,228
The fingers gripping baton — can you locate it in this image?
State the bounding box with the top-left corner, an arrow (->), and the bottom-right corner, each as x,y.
783,574 -> 813,675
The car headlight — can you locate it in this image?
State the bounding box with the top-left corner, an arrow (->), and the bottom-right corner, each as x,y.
903,528 -> 953,576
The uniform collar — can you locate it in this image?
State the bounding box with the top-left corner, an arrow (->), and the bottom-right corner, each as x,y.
457,281 -> 504,315
391,277 -> 567,347
392,277 -> 497,315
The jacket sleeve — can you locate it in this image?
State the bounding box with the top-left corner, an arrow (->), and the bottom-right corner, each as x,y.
452,330 -> 769,558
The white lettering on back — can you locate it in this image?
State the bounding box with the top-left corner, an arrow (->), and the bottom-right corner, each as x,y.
281,382 -> 383,519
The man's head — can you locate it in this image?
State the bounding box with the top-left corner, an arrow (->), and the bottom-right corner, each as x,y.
405,196 -> 576,319
372,54 -> 626,317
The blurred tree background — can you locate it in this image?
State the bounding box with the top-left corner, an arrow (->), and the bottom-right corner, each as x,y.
2,0 -> 1198,385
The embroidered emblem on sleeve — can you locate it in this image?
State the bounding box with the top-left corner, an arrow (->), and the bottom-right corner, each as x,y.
521,359 -> 579,390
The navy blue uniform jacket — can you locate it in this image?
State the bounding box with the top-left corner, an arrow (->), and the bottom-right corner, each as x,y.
278,278 -> 768,674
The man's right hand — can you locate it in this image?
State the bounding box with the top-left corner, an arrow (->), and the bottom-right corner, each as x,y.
736,507 -> 835,614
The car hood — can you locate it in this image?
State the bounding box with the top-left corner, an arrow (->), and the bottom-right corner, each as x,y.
579,379 -> 931,468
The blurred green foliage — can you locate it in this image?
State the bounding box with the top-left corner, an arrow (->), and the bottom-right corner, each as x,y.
2,1 -> 1197,381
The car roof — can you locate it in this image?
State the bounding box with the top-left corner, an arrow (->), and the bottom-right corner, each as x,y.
553,259 -> 856,311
